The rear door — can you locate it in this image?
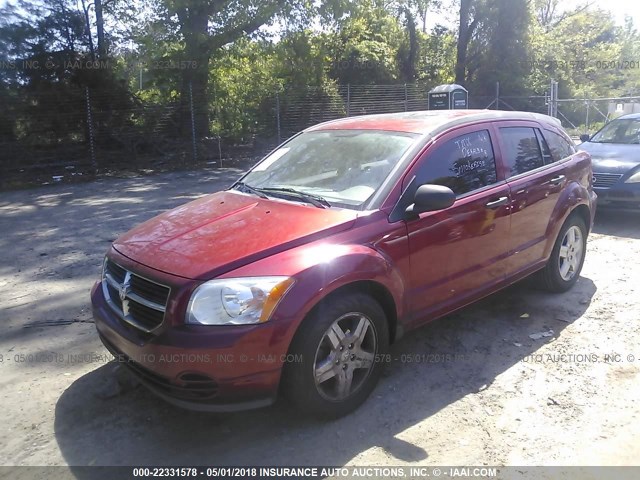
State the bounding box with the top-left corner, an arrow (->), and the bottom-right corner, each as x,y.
402,125 -> 512,326
495,122 -> 567,276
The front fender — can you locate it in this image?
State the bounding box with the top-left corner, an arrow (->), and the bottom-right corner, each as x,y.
281,244 -> 405,324
221,242 -> 408,353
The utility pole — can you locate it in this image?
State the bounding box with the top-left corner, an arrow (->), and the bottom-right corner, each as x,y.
548,79 -> 559,117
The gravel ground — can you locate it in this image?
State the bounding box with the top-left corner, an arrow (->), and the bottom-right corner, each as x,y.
0,169 -> 639,468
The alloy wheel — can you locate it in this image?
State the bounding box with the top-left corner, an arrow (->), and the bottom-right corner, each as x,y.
558,225 -> 584,281
313,313 -> 378,401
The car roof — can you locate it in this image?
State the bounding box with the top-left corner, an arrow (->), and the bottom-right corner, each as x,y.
306,110 -> 562,136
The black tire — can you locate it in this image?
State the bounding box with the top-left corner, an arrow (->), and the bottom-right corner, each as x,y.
282,293 -> 389,418
537,214 -> 587,293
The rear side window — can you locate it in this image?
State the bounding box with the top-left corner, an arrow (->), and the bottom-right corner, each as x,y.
543,130 -> 576,161
417,130 -> 498,196
535,129 -> 554,164
499,127 -> 544,177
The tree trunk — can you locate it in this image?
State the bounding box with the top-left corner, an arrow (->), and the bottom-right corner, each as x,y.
181,56 -> 211,139
172,1 -> 288,139
455,0 -> 474,84
401,7 -> 418,82
417,1 -> 429,33
178,6 -> 211,138
95,0 -> 105,59
80,0 -> 96,61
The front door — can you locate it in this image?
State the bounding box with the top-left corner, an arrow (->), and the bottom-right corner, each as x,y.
403,125 -> 512,327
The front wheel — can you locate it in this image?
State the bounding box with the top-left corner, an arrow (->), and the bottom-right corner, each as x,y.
537,215 -> 587,293
282,293 -> 389,418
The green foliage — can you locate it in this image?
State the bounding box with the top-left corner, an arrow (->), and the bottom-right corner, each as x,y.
325,3 -> 404,84
209,39 -> 281,140
0,0 -> 135,150
209,33 -> 346,142
419,25 -> 457,84
527,2 -> 640,99
1,0 -> 640,149
465,0 -> 532,96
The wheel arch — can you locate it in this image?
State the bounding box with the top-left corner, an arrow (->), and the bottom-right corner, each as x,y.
306,280 -> 400,345
536,203 -> 589,293
570,203 -> 592,232
278,279 -> 395,417
279,280 -> 399,389
544,181 -> 593,259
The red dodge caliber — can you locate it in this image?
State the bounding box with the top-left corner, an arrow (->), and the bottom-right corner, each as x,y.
92,110 -> 596,417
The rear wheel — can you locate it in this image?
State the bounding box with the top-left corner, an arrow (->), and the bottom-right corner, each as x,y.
282,293 -> 389,418
537,215 -> 587,293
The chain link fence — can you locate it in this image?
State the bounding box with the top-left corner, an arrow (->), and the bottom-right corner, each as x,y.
0,87 -> 196,188
2,82 -> 639,189
556,97 -> 640,136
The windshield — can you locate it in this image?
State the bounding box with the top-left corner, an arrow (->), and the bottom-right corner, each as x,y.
240,130 -> 418,210
590,118 -> 640,144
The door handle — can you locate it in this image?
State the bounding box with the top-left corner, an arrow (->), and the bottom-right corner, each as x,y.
485,196 -> 509,209
550,175 -> 566,185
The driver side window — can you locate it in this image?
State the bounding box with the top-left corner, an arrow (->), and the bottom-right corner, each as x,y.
416,130 -> 498,196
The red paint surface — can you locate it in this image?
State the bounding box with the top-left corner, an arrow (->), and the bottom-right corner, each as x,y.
113,191 -> 358,280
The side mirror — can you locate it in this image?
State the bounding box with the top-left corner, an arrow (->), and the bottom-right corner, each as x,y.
406,184 -> 456,216
579,134 -> 591,143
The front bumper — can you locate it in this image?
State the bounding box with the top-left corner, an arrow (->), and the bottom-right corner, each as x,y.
91,282 -> 286,412
595,185 -> 640,210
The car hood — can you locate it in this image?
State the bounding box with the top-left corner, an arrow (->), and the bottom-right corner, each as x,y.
580,142 -> 640,173
113,191 -> 358,280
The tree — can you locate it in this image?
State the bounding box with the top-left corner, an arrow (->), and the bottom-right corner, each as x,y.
147,0 -> 302,137
0,0 -> 92,83
0,0 -> 135,171
398,5 -> 419,81
94,0 -> 107,58
528,6 -> 620,96
413,0 -> 438,33
322,1 -> 404,85
618,16 -> 640,96
78,0 -> 121,60
467,0 -> 532,96
535,0 -> 595,33
452,0 -> 533,96
455,0 -> 479,84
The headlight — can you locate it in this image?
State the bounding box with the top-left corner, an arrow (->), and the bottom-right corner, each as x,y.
626,171 -> 640,184
187,277 -> 294,326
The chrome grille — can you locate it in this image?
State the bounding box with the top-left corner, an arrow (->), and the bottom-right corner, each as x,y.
130,275 -> 170,305
593,173 -> 623,189
102,259 -> 170,333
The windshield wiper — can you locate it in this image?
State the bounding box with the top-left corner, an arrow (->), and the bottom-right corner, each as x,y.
258,187 -> 331,209
234,182 -> 270,199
